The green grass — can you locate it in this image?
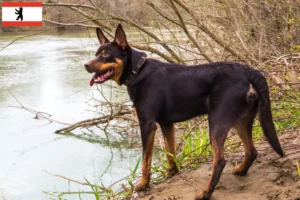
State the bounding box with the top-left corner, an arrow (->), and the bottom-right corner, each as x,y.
43,157 -> 142,200
178,122 -> 212,167
151,120 -> 212,179
127,156 -> 142,189
155,147 -> 180,172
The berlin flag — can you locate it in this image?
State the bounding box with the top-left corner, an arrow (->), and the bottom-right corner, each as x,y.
2,2 -> 42,26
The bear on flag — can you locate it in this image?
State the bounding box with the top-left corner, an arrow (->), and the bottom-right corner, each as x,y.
2,2 -> 42,26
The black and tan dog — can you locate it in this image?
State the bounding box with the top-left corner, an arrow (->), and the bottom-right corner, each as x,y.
84,24 -> 284,200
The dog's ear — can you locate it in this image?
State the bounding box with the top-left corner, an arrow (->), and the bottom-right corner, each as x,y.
114,24 -> 127,49
96,27 -> 109,45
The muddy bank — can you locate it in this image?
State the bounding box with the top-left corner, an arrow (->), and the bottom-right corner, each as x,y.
136,133 -> 300,200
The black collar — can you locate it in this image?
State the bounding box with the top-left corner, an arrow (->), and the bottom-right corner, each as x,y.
123,55 -> 147,86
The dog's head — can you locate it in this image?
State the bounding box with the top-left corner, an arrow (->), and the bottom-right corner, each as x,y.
84,24 -> 130,86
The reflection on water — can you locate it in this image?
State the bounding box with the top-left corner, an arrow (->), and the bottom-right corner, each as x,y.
0,32 -> 138,200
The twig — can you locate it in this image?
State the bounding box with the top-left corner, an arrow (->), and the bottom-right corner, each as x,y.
43,170 -> 107,191
8,90 -> 69,125
55,110 -> 131,133
169,0 -> 213,62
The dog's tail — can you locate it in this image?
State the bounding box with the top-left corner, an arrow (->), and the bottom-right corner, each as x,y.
246,68 -> 284,157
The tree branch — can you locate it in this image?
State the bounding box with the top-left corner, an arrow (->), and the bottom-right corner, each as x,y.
55,110 -> 131,133
173,0 -> 250,62
169,0 -> 213,62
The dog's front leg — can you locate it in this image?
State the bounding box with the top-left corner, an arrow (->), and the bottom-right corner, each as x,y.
135,121 -> 157,192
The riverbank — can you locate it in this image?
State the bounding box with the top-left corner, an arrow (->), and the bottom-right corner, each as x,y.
136,132 -> 300,200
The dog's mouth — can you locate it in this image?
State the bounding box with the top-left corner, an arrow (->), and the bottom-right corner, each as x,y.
90,67 -> 115,86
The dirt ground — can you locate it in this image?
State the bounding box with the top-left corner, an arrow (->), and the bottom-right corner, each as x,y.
135,133 -> 300,200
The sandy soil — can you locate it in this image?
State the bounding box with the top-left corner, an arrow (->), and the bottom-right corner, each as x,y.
135,133 -> 300,200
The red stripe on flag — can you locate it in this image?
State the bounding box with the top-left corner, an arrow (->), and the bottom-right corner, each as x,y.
2,2 -> 42,7
2,21 -> 42,26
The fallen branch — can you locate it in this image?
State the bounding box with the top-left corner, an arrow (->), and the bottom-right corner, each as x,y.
55,109 -> 131,133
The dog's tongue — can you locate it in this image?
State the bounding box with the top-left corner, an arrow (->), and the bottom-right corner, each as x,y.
90,77 -> 94,87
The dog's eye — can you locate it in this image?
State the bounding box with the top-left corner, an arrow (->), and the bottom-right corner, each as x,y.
101,52 -> 109,57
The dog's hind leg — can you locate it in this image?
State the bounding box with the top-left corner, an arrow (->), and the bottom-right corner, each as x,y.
195,118 -> 230,200
134,121 -> 157,192
160,123 -> 179,177
233,107 -> 258,176
196,83 -> 251,200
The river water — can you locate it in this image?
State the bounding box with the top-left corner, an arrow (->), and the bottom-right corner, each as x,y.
0,32 -> 139,200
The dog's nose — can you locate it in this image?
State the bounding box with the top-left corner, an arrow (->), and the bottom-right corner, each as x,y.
84,63 -> 90,68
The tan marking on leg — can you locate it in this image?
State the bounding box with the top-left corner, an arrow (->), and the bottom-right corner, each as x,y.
233,120 -> 257,175
161,123 -> 179,177
135,125 -> 157,191
196,133 -> 227,200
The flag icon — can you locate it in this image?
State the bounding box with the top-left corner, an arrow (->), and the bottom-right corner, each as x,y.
2,2 -> 42,26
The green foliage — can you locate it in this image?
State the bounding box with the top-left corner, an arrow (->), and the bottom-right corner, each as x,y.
178,122 -> 212,167
84,178 -> 100,200
155,147 -> 180,172
127,156 -> 142,189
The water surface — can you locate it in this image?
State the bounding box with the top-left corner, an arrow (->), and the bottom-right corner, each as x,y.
0,32 -> 138,200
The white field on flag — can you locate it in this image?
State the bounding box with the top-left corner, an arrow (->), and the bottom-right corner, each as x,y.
2,7 -> 42,21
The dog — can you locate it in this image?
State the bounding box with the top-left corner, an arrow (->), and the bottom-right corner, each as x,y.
84,24 -> 284,200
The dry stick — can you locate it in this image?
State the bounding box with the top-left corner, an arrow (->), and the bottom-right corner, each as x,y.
97,86 -> 114,134
8,89 -> 133,133
148,1 -> 215,62
147,1 -> 216,62
169,0 -> 213,63
147,1 -> 181,27
221,0 -> 254,59
55,110 -> 131,133
43,19 -> 98,28
88,0 -> 113,30
44,2 -> 115,35
43,170 -> 108,191
9,105 -> 70,125
69,6 -> 112,34
0,26 -> 59,51
130,43 -> 176,63
8,90 -> 70,125
172,0 -> 250,63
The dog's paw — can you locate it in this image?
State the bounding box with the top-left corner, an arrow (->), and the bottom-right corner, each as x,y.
232,165 -> 248,176
195,190 -> 211,200
134,180 -> 150,192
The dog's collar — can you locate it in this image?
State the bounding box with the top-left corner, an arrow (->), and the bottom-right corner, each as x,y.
123,55 -> 147,86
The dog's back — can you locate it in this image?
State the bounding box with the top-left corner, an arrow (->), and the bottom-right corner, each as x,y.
129,59 -> 254,123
